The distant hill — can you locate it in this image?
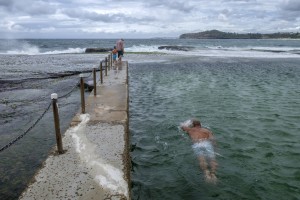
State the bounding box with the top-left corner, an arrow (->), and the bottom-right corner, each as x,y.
179,30 -> 300,39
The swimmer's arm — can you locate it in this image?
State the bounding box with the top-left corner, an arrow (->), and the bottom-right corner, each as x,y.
208,131 -> 217,147
180,126 -> 191,132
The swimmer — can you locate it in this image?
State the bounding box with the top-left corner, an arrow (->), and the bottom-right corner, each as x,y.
181,119 -> 218,183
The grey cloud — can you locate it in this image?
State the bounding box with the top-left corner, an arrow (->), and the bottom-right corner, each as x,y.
63,9 -> 155,24
222,0 -> 257,2
221,9 -> 230,15
0,0 -> 15,10
275,0 -> 300,22
0,0 -> 57,15
232,0 -> 254,1
145,1 -> 194,13
1,0 -> 299,38
19,3 -> 57,16
0,0 -> 13,7
281,0 -> 300,11
165,1 -> 194,13
277,12 -> 300,22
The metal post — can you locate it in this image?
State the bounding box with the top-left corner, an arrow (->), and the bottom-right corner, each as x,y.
100,61 -> 103,84
109,53 -> 112,67
126,61 -> 129,84
105,59 -> 108,76
93,68 -> 96,96
51,93 -> 63,154
107,55 -> 110,71
109,55 -> 111,70
80,74 -> 85,114
107,54 -> 110,69
105,57 -> 109,72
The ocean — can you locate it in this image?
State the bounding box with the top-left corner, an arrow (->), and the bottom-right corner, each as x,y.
0,39 -> 300,199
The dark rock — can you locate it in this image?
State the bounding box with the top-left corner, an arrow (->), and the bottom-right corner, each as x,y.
158,45 -> 194,51
77,80 -> 94,91
85,80 -> 94,91
85,48 -> 113,53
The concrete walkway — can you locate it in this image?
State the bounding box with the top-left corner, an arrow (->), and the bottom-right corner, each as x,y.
20,62 -> 130,200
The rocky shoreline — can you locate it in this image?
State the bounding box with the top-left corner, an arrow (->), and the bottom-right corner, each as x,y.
158,45 -> 194,51
180,30 -> 300,39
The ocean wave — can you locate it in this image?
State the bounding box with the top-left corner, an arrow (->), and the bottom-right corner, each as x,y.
1,39 -> 300,58
202,45 -> 300,57
41,48 -> 85,55
0,40 -> 86,55
126,44 -> 300,58
5,46 -> 40,55
126,44 -> 161,52
1,47 -> 86,55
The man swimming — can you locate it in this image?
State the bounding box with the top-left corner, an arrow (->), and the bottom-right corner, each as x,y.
181,119 -> 218,183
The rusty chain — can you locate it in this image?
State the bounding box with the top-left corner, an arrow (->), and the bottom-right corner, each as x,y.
0,102 -> 51,152
0,77 -> 82,152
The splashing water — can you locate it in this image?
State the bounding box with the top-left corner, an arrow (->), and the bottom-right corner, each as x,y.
180,119 -> 193,128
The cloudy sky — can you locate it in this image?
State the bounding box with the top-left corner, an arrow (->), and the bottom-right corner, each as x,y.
0,0 -> 299,39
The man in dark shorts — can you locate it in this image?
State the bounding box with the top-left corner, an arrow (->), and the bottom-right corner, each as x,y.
116,38 -> 124,62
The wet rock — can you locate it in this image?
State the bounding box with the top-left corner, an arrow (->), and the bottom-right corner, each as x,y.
158,45 -> 194,51
77,80 -> 94,91
85,48 -> 113,53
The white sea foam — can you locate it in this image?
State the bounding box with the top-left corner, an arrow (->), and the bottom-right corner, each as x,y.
66,114 -> 128,197
42,48 -> 85,55
126,44 -> 300,58
126,44 -> 161,52
2,46 -> 85,55
180,119 -> 193,128
0,39 -> 85,55
1,39 -> 299,58
6,45 -> 40,55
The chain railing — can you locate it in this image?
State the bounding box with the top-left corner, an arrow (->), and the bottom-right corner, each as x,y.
0,78 -> 81,153
0,53 -> 113,153
0,102 -> 51,152
58,80 -> 81,99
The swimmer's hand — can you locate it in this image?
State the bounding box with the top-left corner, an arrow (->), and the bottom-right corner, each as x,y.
180,125 -> 191,132
180,119 -> 193,128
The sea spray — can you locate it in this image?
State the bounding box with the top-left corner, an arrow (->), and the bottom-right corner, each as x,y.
66,114 -> 128,197
180,119 -> 193,128
42,48 -> 85,55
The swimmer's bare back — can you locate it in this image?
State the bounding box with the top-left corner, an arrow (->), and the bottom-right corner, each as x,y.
182,126 -> 213,142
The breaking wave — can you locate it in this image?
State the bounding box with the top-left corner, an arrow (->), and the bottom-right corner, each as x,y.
126,44 -> 300,58
0,40 -> 85,55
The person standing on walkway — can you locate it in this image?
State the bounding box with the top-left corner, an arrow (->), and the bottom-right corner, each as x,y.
116,38 -> 124,62
181,119 -> 218,183
112,46 -> 118,65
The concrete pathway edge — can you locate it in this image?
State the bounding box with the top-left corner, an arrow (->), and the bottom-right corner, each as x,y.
19,61 -> 130,200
